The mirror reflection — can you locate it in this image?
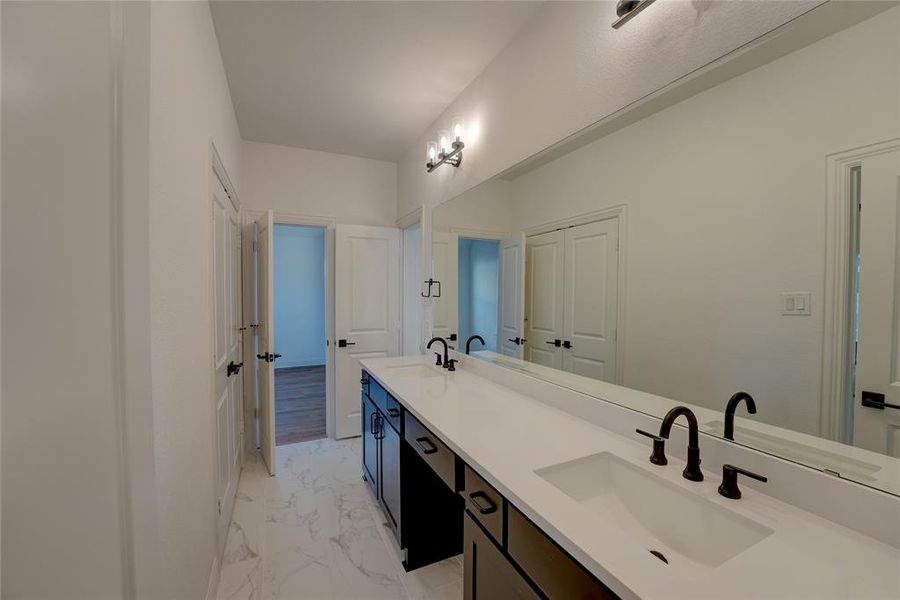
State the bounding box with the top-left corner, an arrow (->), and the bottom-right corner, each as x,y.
431,4 -> 900,496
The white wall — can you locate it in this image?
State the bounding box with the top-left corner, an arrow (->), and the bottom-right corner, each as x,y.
274,225 -> 326,368
402,223 -> 423,355
2,2 -> 126,597
397,0 -> 826,218
243,140 -> 396,225
147,1 -> 242,597
507,8 -> 900,434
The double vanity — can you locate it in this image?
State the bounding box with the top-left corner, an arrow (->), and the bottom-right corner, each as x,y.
359,353 -> 899,599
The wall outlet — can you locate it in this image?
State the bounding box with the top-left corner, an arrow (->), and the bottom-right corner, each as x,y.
782,292 -> 811,316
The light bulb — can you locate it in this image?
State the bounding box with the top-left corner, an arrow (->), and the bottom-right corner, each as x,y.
438,130 -> 450,154
451,117 -> 465,142
426,141 -> 437,163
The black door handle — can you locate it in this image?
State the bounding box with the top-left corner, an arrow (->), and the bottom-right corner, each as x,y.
467,491 -> 498,515
562,340 -> 573,349
507,337 -> 526,345
338,339 -> 356,348
415,437 -> 438,455
375,415 -> 385,440
256,352 -> 269,361
226,361 -> 243,377
545,339 -> 561,347
861,391 -> 900,410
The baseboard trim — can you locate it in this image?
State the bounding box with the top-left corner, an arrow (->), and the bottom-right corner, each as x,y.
205,555 -> 220,600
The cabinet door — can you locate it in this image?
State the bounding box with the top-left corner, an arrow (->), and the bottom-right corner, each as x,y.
464,512 -> 539,600
361,395 -> 379,494
380,418 -> 402,532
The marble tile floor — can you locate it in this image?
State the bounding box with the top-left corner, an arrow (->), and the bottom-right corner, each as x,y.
217,437 -> 463,600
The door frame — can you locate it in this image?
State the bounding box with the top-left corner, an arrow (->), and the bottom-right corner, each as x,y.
397,206 -> 427,355
522,205 -> 628,385
821,138 -> 900,443
242,209 -> 337,446
209,143 -> 241,555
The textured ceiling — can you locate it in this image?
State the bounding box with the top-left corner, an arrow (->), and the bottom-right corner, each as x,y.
210,1 -> 542,161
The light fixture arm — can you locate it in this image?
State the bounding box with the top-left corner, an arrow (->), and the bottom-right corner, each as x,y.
426,140 -> 464,172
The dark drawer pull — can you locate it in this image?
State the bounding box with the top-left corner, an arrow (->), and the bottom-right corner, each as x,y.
468,491 -> 497,515
415,437 -> 438,455
387,407 -> 401,418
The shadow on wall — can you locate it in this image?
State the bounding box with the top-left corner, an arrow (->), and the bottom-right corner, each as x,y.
274,224 -> 326,367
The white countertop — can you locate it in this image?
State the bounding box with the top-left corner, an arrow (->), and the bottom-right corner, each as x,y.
360,355 -> 900,600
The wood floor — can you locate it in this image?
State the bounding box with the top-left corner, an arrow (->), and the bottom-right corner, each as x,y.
275,365 -> 326,446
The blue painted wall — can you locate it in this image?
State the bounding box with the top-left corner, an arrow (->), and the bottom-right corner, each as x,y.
274,225 -> 326,367
458,238 -> 500,352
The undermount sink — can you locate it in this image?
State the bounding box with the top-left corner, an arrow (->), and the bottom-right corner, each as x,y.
385,363 -> 445,378
535,452 -> 773,570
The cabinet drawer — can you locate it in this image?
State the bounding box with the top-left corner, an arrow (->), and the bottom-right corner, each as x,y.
507,505 -> 617,600
368,377 -> 388,413
462,466 -> 504,546
383,395 -> 403,433
404,412 -> 458,490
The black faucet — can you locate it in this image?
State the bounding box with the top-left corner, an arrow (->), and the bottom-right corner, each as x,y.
724,392 -> 757,441
427,336 -> 449,368
465,334 -> 485,355
718,464 -> 767,500
658,406 -> 704,482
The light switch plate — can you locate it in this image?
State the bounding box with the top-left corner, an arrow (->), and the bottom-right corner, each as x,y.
782,292 -> 811,316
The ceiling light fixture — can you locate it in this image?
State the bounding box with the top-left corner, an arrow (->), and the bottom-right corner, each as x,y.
426,118 -> 465,172
612,0 -> 655,29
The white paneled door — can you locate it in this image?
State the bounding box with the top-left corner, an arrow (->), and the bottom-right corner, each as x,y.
432,231 -> 459,349
562,219 -> 619,381
212,173 -> 243,552
498,233 -> 526,358
254,210 -> 276,475
853,147 -> 900,456
335,224 -> 400,439
525,230 -> 565,369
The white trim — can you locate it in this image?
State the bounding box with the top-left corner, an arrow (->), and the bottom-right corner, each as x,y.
241,209 -> 338,440
204,555 -> 220,600
211,144 -> 239,212
523,205 -> 628,385
821,138 -> 900,441
449,226 -> 508,241
396,205 -> 423,230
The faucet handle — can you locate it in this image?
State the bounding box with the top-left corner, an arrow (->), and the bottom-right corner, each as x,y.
446,358 -> 457,372
718,464 -> 767,500
434,352 -> 443,366
635,429 -> 668,466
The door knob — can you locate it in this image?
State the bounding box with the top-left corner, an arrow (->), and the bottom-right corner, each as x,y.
545,339 -> 562,347
562,340 -> 573,349
338,339 -> 356,348
256,352 -> 269,361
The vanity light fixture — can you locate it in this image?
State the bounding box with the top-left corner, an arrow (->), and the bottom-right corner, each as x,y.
612,0 -> 655,29
426,118 -> 465,172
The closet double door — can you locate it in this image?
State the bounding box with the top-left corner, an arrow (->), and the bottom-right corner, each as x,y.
524,219 -> 619,382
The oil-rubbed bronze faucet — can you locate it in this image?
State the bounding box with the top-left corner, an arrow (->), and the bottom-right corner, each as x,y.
427,337 -> 449,368
724,392 -> 757,440
658,406 -> 704,482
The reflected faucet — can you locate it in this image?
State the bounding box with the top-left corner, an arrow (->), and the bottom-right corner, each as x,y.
724,392 -> 757,441
465,334 -> 485,355
658,406 -> 704,482
427,337 -> 449,368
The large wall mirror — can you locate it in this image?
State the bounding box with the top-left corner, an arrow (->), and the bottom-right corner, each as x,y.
431,2 -> 900,497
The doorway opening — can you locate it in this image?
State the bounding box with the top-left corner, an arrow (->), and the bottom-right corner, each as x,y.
273,224 -> 327,445
458,237 -> 500,353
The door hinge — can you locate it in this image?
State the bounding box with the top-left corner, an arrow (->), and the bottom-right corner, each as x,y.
254,407 -> 258,419
217,498 -> 222,515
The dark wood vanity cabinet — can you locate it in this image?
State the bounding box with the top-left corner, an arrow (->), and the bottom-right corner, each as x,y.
362,369 -> 619,598
464,512 -> 540,600
359,372 -> 401,535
